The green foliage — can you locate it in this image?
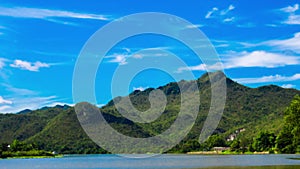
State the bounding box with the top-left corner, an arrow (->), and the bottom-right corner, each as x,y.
0,139 -> 54,158
10,139 -> 34,151
205,135 -> 226,149
251,131 -> 276,152
230,140 -> 240,151
0,72 -> 300,154
276,95 -> 300,153
1,150 -> 54,158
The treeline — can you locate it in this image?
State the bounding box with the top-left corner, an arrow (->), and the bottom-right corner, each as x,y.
0,140 -> 54,158
247,95 -> 300,153
173,95 -> 300,154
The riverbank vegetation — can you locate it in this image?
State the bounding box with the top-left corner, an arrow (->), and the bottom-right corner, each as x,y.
187,95 -> 300,154
0,140 -> 54,158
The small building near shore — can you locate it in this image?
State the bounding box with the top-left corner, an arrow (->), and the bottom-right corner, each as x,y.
213,147 -> 230,152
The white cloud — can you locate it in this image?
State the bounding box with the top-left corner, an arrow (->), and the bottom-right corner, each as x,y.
106,47 -> 171,65
228,5 -> 235,11
281,84 -> 296,88
265,24 -> 278,27
176,62 -> 223,73
177,64 -> 206,72
0,105 -> 12,112
0,96 -> 12,104
0,95 -> 58,113
132,54 -> 143,59
284,14 -> 300,24
205,5 -> 235,23
220,5 -> 235,16
224,51 -> 299,68
96,104 -> 105,108
185,24 -> 204,29
133,86 -> 148,91
0,58 -> 6,69
280,4 -> 300,25
0,83 -> 73,113
223,17 -> 235,23
2,84 -> 37,95
177,50 -> 299,73
233,74 -> 300,84
266,32 -> 300,53
0,6 -> 111,25
108,54 -> 128,65
123,48 -> 131,53
205,7 -> 218,19
280,4 -> 299,13
10,59 -> 50,71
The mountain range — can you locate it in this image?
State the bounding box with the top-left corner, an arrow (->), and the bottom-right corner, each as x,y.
0,71 -> 299,154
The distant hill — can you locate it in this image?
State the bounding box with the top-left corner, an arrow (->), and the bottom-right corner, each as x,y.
0,71 -> 299,154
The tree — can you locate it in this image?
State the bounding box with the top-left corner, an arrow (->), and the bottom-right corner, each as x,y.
205,135 -> 226,149
10,140 -> 33,152
276,95 -> 300,153
181,140 -> 201,153
230,139 -> 240,151
276,125 -> 294,153
252,131 -> 275,152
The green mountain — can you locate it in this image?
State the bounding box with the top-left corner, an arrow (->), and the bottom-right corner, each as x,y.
0,72 -> 299,154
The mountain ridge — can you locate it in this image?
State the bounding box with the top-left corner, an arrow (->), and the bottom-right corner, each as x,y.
0,71 -> 299,153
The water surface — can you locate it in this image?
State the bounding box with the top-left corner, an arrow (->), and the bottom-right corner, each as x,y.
0,154 -> 299,169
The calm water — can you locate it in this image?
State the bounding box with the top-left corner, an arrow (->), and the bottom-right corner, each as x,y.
0,154 -> 299,169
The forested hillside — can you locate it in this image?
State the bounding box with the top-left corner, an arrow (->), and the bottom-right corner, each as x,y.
0,72 -> 299,154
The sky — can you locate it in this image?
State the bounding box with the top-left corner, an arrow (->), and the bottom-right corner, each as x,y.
0,0 -> 300,113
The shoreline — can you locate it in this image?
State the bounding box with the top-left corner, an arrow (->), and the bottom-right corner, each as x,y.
186,151 -> 270,155
2,152 -> 299,159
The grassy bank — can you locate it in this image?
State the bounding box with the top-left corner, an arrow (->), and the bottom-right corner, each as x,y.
1,150 -> 56,159
187,150 -> 270,155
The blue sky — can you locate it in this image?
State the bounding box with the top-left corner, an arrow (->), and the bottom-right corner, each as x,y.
0,0 -> 300,113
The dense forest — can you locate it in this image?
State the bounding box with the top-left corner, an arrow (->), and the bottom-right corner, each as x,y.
0,72 -> 299,155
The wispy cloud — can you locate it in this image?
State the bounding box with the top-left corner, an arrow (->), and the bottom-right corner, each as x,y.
177,50 -> 300,72
0,84 -> 72,113
215,32 -> 300,54
223,51 -> 299,68
223,17 -> 235,23
10,59 -> 50,72
233,73 -> 300,84
176,62 -> 223,72
106,47 -> 171,65
265,32 -> 300,53
220,4 -> 235,15
108,54 -> 128,65
205,4 -> 235,23
205,7 -> 219,19
2,84 -> 37,95
280,4 -> 300,25
0,95 -> 57,113
0,6 -> 112,25
280,4 -> 299,13
0,96 -> 12,104
0,58 -> 6,69
184,24 -> 205,29
281,84 -> 296,88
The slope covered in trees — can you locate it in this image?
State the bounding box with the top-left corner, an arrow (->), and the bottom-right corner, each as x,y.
0,72 -> 299,154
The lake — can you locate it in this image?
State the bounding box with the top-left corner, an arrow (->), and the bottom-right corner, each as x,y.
0,154 -> 299,169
